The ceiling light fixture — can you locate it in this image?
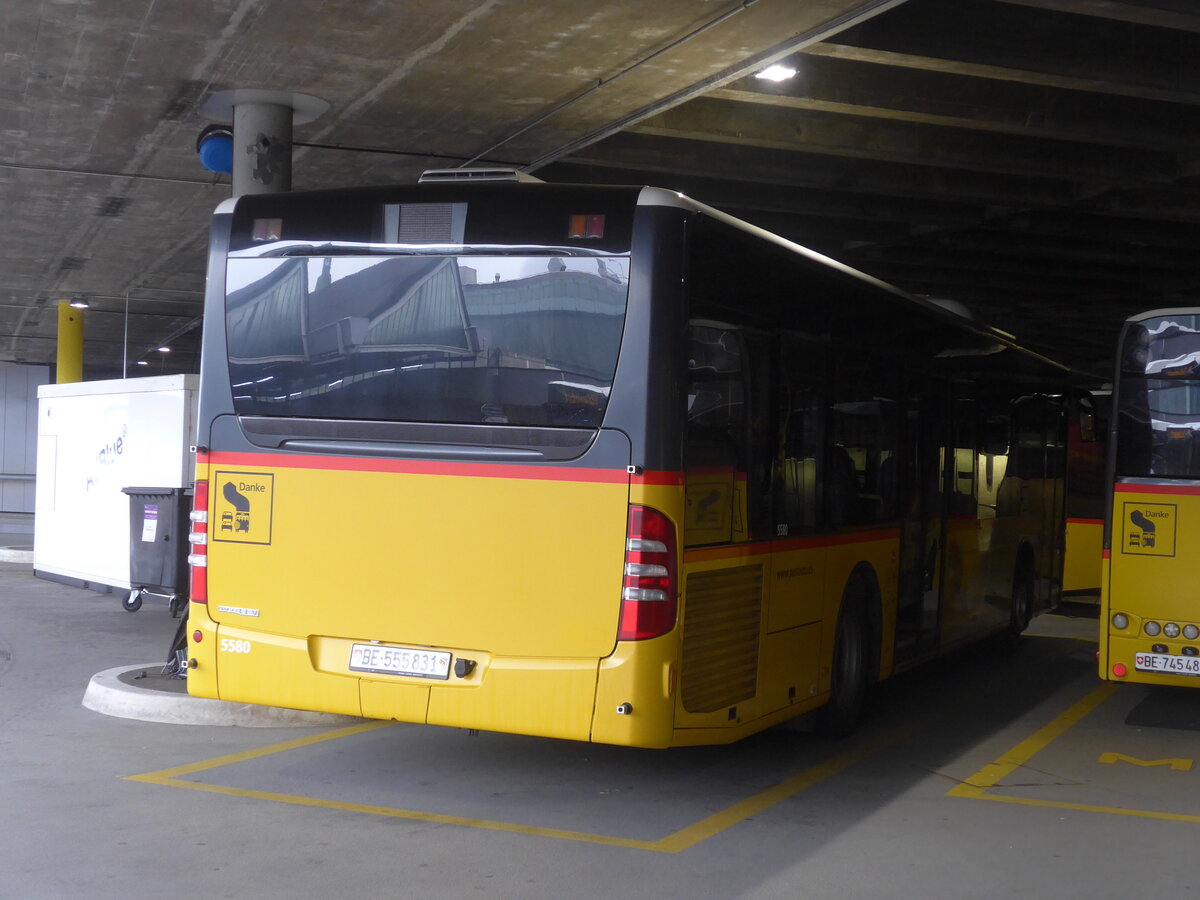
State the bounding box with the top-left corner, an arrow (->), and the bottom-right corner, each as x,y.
156,346 -> 171,353
68,297 -> 89,309
136,360 -> 149,367
755,64 -> 796,82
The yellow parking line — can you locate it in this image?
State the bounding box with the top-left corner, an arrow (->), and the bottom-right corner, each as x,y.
124,720 -> 392,781
126,718 -> 919,853
948,681 -> 1118,798
134,775 -> 655,849
948,681 -> 1200,824
960,791 -> 1200,824
653,722 -> 921,853
1023,632 -> 1096,644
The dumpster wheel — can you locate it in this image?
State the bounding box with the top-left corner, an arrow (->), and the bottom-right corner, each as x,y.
123,589 -> 143,612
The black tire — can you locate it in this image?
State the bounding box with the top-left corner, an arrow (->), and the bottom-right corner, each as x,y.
1010,565 -> 1034,635
122,590 -> 143,612
817,597 -> 870,738
997,563 -> 1034,653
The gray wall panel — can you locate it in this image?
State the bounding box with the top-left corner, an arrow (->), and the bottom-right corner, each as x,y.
1,363 -> 50,513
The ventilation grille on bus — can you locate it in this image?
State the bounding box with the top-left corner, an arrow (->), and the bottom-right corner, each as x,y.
401,204 -> 455,243
681,565 -> 762,714
418,167 -> 544,184
383,202 -> 467,243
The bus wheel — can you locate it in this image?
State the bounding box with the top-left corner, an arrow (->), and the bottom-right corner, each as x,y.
999,564 -> 1034,652
817,597 -> 870,738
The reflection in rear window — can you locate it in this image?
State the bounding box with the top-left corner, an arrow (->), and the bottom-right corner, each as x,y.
1117,314 -> 1200,477
225,255 -> 629,427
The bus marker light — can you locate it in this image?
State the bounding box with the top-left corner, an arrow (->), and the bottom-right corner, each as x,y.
1184,647 -> 1199,658
1145,621 -> 1161,636
193,630 -> 203,643
1113,663 -> 1128,677
568,214 -> 605,239
1186,625 -> 1199,641
618,506 -> 677,641
1112,613 -> 1129,630
1165,623 -> 1182,639
189,480 -> 209,604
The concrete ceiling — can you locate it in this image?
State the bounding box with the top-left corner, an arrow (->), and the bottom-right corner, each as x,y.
5,0 -> 1198,381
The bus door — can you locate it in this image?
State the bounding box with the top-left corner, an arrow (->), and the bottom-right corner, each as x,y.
1063,391 -> 1107,597
1043,399 -> 1068,606
895,383 -> 949,662
1011,395 -> 1067,610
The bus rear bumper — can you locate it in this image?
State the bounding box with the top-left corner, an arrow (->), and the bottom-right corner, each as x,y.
189,621 -> 678,744
1102,632 -> 1200,687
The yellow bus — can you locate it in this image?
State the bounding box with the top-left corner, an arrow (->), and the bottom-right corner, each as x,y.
1101,309 -> 1200,684
185,173 -> 1070,746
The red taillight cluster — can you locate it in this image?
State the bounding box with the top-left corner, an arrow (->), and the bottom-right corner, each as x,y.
187,480 -> 208,604
617,506 -> 678,641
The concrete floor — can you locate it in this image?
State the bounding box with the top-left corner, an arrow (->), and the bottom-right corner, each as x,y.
3,560 -> 1198,899
0,513 -> 34,561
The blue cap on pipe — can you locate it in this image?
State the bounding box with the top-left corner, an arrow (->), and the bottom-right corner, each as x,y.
197,124 -> 234,175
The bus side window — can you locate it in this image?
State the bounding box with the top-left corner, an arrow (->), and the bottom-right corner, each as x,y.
684,323 -> 745,546
1011,396 -> 1059,480
1010,400 -> 1034,479
829,353 -> 900,525
779,335 -> 825,534
1077,395 -> 1097,443
952,399 -> 977,516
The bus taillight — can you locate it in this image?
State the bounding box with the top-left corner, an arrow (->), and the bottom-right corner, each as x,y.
618,506 -> 678,641
187,480 -> 209,604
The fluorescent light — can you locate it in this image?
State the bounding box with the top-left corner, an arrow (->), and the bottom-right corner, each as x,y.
156,346 -> 171,353
69,298 -> 89,309
755,64 -> 796,82
136,360 -> 149,367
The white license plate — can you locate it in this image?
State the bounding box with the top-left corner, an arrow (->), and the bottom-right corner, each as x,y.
348,643 -> 451,680
1134,652 -> 1200,676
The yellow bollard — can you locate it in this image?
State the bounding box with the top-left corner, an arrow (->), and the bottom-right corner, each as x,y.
56,301 -> 84,384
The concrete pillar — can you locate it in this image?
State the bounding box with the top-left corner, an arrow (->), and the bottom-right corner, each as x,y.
200,89 -> 330,197
56,302 -> 83,384
232,101 -> 294,195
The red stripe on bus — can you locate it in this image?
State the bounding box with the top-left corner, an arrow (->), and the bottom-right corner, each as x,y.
683,528 -> 901,564
1114,482 -> 1200,496
204,450 -> 632,484
634,470 -> 685,486
1067,517 -> 1104,525
773,529 -> 901,553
